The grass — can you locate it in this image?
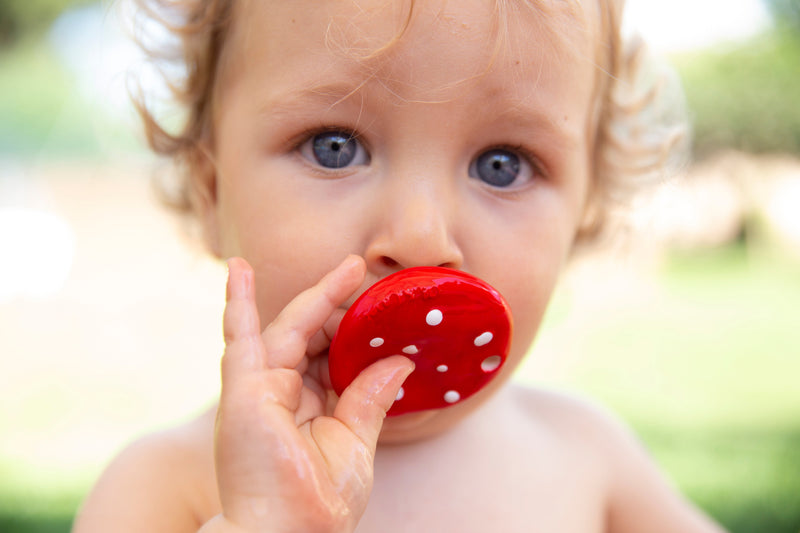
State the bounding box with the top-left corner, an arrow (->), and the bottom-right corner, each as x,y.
0,515 -> 74,533
643,248 -> 800,532
645,427 -> 800,533
0,492 -> 78,533
0,459 -> 87,532
573,247 -> 800,432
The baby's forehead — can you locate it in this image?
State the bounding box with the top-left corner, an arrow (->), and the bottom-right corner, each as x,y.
221,0 -> 603,105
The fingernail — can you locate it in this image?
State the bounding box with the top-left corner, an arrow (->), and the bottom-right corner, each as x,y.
391,357 -> 416,383
389,359 -> 415,406
225,257 -> 252,301
225,259 -> 234,301
371,357 -> 414,392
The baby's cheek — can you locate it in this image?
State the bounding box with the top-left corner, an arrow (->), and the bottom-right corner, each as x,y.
251,269 -> 302,325
506,283 -> 557,352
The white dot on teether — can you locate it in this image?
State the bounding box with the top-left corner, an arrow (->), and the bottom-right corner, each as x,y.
436,364 -> 448,373
481,355 -> 502,372
369,337 -> 384,347
474,332 -> 493,347
426,309 -> 443,326
444,390 -> 460,403
402,345 -> 419,355
396,387 -> 405,401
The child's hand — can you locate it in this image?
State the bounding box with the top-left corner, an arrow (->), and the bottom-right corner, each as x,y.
210,256 -> 414,533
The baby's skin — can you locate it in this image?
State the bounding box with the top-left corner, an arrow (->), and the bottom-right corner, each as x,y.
73,1 -> 726,532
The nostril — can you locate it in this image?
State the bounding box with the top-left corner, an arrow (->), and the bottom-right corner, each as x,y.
377,255 -> 460,271
380,256 -> 399,269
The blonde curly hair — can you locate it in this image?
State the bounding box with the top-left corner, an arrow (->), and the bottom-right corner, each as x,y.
128,0 -> 688,247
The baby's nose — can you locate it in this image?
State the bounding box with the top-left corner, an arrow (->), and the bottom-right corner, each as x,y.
364,180 -> 463,274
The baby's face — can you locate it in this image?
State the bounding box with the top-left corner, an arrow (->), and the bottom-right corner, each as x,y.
204,0 -> 600,442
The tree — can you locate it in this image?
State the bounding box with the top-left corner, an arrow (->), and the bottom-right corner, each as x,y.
763,0 -> 800,32
0,0 -> 95,47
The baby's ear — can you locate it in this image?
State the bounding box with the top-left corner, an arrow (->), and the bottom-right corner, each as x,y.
189,144 -> 223,257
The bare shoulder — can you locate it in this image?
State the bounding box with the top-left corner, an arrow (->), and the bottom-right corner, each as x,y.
503,383 -> 643,464
505,385 -> 725,533
507,383 -> 628,436
501,385 -> 635,482
73,406 -> 219,533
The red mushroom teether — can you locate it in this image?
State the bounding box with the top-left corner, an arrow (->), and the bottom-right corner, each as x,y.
329,267 -> 513,416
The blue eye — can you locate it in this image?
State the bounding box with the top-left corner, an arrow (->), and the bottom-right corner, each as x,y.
300,131 -> 369,169
469,148 -> 526,188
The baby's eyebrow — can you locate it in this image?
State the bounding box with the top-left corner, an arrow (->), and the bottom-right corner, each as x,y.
495,107 -> 582,150
257,82 -> 368,118
467,84 -> 583,149
257,79 -> 583,150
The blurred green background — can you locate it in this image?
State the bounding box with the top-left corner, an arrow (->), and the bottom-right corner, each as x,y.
1,1 -> 799,532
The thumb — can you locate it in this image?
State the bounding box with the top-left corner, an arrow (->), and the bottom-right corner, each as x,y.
334,355 -> 414,449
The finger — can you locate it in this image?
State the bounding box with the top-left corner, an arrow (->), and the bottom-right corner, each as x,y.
306,307 -> 346,358
262,255 -> 365,369
286,309 -> 342,375
293,374 -> 328,426
222,257 -> 268,376
305,353 -> 333,392
334,355 -> 415,450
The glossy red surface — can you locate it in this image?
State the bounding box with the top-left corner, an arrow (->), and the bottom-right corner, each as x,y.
329,267 -> 513,415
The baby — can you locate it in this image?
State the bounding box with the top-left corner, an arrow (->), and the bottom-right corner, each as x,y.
74,0 -> 725,532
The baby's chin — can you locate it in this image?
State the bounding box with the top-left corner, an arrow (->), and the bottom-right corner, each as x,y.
376,400 -> 485,444
375,366 -> 517,445
377,410 -> 442,444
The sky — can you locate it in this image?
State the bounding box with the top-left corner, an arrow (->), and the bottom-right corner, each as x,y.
624,0 -> 772,53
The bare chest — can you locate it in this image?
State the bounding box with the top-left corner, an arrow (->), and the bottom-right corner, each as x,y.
356,419 -> 607,533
